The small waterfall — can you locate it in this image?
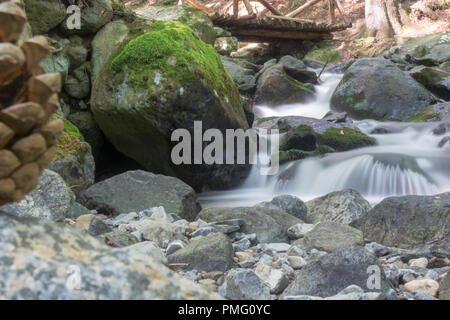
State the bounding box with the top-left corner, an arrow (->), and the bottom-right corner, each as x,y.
199,72 -> 450,207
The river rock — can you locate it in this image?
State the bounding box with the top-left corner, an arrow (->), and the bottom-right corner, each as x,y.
279,55 -> 317,84
330,58 -> 434,120
287,223 -> 315,239
282,246 -> 391,298
255,64 -> 315,107
0,170 -> 75,221
438,272 -> 450,300
214,37 -> 238,55
255,194 -> 308,220
220,56 -> 259,93
303,222 -> 364,252
409,66 -> 450,100
167,233 -> 233,272
81,170 -> 200,220
91,21 -> 249,191
197,206 -> 302,243
0,211 -> 219,299
23,0 -> 66,34
306,189 -> 371,224
404,279 -> 439,297
60,0 -> 113,35
406,101 -> 450,122
219,269 -> 271,300
136,4 -> 216,44
351,192 -> 450,253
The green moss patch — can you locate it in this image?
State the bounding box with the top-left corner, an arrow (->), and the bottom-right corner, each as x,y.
316,127 -> 376,152
305,42 -> 340,63
49,116 -> 86,162
110,20 -> 236,102
405,105 -> 440,122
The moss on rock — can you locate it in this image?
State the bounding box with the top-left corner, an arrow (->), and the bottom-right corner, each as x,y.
49,116 -> 86,162
316,127 -> 376,152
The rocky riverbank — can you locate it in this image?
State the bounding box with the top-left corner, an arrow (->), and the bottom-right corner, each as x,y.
0,0 -> 449,300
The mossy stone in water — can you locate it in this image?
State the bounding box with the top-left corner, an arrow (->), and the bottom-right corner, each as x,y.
316,127 -> 376,152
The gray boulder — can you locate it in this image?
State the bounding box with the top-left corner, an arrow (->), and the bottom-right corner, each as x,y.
279,55 -> 317,84
303,222 -> 364,252
282,246 -> 391,298
351,192 -> 450,253
220,56 -> 259,93
219,269 -> 271,300
0,211 -> 219,299
330,58 -> 434,120
198,206 -> 302,243
439,272 -> 450,300
409,66 -> 450,100
0,170 -> 75,221
306,189 -> 371,224
256,194 -> 307,221
23,0 -> 66,34
167,232 -> 233,272
81,170 -> 201,220
60,0 -> 113,35
255,64 -> 315,107
91,20 -> 130,82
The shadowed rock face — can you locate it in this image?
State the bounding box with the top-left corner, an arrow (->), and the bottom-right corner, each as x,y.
351,192 -> 450,253
80,170 -> 201,220
0,211 -> 220,299
330,58 -> 434,120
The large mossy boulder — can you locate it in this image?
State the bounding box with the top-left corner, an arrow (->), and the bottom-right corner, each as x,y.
255,64 -> 315,107
91,21 -> 249,190
135,4 -> 216,44
351,192 -> 450,253
330,58 -> 434,120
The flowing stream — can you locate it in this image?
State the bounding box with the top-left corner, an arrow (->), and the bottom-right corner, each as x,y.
199,71 -> 450,207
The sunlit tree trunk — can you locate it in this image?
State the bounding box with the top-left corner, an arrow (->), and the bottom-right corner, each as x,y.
365,0 -> 403,37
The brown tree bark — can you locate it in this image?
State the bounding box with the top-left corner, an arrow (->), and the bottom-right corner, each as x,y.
365,0 -> 403,37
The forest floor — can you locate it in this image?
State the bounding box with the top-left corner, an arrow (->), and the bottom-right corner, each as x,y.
124,0 -> 450,62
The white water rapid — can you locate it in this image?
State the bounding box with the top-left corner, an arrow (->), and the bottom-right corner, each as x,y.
199,71 -> 450,207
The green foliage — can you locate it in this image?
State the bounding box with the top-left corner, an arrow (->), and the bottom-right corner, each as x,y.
305,42 -> 340,63
110,21 -> 235,102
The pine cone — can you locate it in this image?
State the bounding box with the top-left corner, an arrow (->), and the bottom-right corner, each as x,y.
0,1 -> 64,205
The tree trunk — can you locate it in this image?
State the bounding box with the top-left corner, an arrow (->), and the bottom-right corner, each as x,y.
365,0 -> 403,37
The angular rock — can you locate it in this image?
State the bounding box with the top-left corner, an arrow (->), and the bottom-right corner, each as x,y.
306,189 -> 371,224
198,206 -> 302,243
409,66 -> 450,100
287,223 -> 315,239
282,246 -> 392,298
81,170 -> 201,220
219,269 -> 271,300
256,194 -> 308,220
351,192 -> 450,253
303,222 -> 364,252
279,55 -> 317,84
23,0 -> 66,34
0,170 -> 75,221
167,233 -> 233,272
